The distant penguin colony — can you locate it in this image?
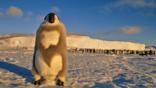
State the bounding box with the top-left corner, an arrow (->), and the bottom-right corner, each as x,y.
32,12 -> 68,86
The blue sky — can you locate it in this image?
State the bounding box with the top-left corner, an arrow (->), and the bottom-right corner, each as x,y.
0,0 -> 156,46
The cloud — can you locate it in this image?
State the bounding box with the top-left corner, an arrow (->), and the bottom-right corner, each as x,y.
23,11 -> 33,21
51,6 -> 61,13
97,31 -> 116,35
109,0 -> 155,9
97,26 -> 141,35
7,6 -> 23,17
0,12 -> 3,16
120,0 -> 156,8
27,11 -> 33,17
101,0 -> 156,13
119,26 -> 141,35
37,15 -> 44,21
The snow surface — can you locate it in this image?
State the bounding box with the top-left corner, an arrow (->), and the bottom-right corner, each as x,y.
0,49 -> 156,88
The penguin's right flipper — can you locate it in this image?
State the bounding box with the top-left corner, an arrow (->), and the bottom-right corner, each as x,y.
32,32 -> 41,85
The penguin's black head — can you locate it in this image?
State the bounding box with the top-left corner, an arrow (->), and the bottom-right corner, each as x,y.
44,12 -> 59,23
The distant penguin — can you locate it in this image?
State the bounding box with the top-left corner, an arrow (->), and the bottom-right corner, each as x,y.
32,12 -> 68,86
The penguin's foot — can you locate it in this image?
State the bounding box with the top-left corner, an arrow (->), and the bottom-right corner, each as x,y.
56,79 -> 64,86
33,79 -> 42,85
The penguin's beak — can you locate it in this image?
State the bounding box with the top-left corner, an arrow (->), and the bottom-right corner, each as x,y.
44,13 -> 55,23
48,14 -> 55,23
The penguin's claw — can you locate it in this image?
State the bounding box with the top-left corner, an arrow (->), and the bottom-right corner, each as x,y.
56,79 -> 64,86
33,79 -> 41,85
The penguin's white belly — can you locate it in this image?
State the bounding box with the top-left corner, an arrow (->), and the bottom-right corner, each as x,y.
35,50 -> 62,76
41,30 -> 60,48
50,54 -> 62,75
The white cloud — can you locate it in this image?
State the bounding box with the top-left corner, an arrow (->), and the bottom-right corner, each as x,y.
107,0 -> 156,8
7,6 -> 23,17
0,12 -> 3,16
51,6 -> 61,13
101,0 -> 156,12
97,26 -> 141,35
0,8 -> 2,10
27,11 -> 33,17
99,0 -> 156,16
37,15 -> 44,21
119,0 -> 156,8
23,11 -> 34,21
119,26 -> 141,35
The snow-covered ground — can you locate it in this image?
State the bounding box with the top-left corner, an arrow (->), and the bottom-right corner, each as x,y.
0,49 -> 156,88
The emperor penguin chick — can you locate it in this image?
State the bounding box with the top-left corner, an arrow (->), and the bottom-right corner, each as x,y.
32,12 -> 68,86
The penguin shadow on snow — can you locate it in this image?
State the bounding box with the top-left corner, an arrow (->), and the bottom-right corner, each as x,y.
0,61 -> 33,83
91,82 -> 114,88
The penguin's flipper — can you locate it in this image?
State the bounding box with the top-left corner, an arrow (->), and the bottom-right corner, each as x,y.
32,31 -> 41,84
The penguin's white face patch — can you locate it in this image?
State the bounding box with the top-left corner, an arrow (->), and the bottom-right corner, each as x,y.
41,30 -> 60,48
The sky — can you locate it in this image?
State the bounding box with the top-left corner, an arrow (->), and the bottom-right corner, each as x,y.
0,0 -> 156,46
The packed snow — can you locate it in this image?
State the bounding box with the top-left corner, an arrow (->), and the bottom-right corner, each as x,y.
0,49 -> 156,88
